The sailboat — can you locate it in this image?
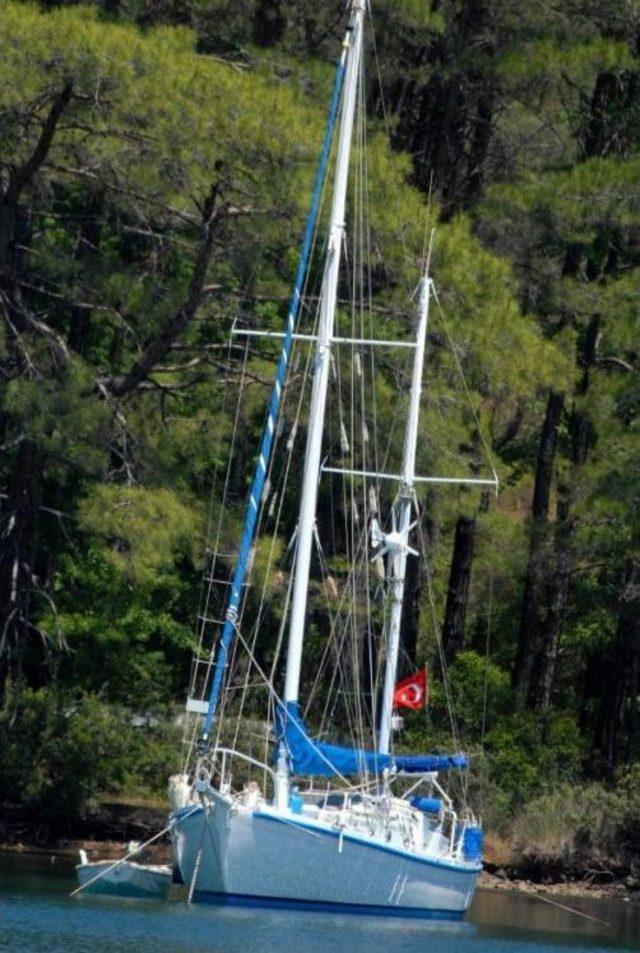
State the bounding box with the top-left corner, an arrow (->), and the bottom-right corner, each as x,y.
169,0 -> 496,919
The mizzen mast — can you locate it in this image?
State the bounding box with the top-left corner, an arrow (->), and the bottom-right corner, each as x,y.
377,266 -> 432,755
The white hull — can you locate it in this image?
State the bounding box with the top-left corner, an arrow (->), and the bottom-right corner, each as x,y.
75,860 -> 172,899
171,796 -> 480,919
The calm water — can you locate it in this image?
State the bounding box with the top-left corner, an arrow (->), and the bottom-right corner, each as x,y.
1,854 -> 639,953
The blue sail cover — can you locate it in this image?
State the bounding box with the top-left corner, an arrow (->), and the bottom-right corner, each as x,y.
277,702 -> 467,777
395,753 -> 468,773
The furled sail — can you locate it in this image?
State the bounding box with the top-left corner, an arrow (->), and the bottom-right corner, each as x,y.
199,50 -> 347,743
277,702 -> 467,777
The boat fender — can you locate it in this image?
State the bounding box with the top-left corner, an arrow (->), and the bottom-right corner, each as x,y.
195,767 -> 212,794
168,773 -> 193,812
462,825 -> 483,863
289,791 -> 303,815
408,796 -> 442,815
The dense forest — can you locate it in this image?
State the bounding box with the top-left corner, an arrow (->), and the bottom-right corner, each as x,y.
1,0 -> 639,872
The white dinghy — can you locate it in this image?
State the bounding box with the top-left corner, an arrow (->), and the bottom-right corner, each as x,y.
75,845 -> 172,899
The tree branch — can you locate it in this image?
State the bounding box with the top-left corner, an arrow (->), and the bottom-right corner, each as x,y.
104,183 -> 222,398
49,165 -> 199,225
6,82 -> 74,203
493,402 -> 524,451
1,83 -> 74,286
598,355 -> 634,373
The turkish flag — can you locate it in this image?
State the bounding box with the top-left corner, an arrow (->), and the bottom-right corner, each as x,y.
393,669 -> 427,710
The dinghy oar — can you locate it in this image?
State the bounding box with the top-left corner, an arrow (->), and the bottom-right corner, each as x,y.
70,805 -> 200,897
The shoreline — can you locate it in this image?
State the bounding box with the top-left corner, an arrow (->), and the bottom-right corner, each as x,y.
1,839 -> 638,904
0,838 -> 173,865
0,799 -> 172,865
2,800 -> 638,904
480,869 -> 640,904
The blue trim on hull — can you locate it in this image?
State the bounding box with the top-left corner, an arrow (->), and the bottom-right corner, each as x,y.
253,811 -> 483,876
192,890 -> 465,920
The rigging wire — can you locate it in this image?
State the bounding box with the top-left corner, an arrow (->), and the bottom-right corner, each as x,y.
185,47 -> 344,765
183,5 -> 499,814
182,334 -> 252,770
228,620 -> 360,791
415,501 -> 469,806
199,41 -> 350,746
217,204 -> 331,751
431,284 -> 499,489
367,2 -> 416,301
228,287 -> 325,750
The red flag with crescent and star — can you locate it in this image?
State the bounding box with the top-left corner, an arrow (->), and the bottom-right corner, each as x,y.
393,668 -> 428,710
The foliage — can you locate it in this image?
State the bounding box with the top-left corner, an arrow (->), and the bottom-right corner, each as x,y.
420,653 -> 584,810
510,769 -> 640,868
77,485 -> 199,583
0,686 -> 181,828
484,713 -> 585,806
0,0 -> 638,853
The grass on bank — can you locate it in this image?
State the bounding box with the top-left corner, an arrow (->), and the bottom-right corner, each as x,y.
509,774 -> 640,874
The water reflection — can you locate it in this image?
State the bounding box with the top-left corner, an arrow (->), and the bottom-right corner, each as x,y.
471,888 -> 639,948
1,854 -> 638,953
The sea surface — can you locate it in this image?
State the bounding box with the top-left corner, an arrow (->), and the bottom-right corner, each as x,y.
1,853 -> 639,953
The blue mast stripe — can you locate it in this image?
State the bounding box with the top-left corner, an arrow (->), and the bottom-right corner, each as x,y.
201,55 -> 346,740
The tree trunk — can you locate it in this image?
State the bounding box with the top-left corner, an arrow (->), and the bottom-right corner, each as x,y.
0,439 -> 45,702
526,317 -> 598,708
513,390 -> 564,698
0,86 -> 74,703
599,555 -> 640,771
464,79 -> 495,203
532,492 -> 572,712
252,0 -> 287,46
106,183 -> 221,398
582,70 -> 640,160
389,0 -> 495,212
0,82 -> 73,285
442,515 -> 476,666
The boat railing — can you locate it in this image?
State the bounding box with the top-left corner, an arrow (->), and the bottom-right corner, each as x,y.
385,773 -> 462,856
212,746 -> 277,795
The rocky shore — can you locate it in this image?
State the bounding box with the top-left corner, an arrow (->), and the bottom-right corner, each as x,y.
477,834 -> 640,902
480,869 -> 640,903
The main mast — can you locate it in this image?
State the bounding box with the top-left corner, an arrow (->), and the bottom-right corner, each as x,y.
282,2 -> 365,708
377,271 -> 432,755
